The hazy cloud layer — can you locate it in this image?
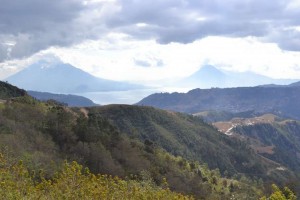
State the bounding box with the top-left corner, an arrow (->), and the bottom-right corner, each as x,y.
1,0 -> 300,62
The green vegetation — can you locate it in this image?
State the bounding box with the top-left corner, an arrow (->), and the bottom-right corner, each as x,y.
0,153 -> 191,199
194,110 -> 256,123
0,96 -> 267,198
0,81 -> 26,99
260,184 -> 296,200
233,121 -> 300,174
28,90 -> 97,107
0,82 -> 298,198
137,87 -> 300,120
93,105 -> 292,182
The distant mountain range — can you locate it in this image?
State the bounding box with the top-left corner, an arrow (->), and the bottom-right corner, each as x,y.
137,85 -> 300,120
0,80 -> 97,107
178,65 -> 298,88
5,60 -> 144,93
28,91 -> 97,107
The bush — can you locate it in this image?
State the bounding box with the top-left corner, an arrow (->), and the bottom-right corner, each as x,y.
0,153 -> 193,199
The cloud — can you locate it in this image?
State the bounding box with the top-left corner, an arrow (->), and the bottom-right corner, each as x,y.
2,35 -> 300,82
0,0 -> 83,33
133,55 -> 164,68
134,59 -> 151,67
0,0 -> 108,61
1,0 -> 300,64
268,27 -> 300,51
107,0 -> 300,49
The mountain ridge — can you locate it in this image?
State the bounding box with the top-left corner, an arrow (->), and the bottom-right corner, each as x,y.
0,81 -> 27,99
179,65 -> 298,88
137,86 -> 300,120
28,90 -> 98,107
5,60 -> 144,93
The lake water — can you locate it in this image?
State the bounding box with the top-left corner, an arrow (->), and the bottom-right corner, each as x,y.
76,87 -> 191,105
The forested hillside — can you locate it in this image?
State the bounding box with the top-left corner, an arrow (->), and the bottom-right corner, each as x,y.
226,115 -> 300,175
0,81 -> 26,99
28,90 -> 97,107
0,96 -> 266,199
211,114 -> 300,193
0,81 -> 297,198
92,105 -> 292,181
137,86 -> 300,120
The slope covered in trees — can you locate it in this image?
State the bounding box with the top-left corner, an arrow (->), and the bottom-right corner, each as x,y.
92,105 -> 292,181
0,154 -> 192,199
0,81 -> 26,99
213,114 -> 300,172
137,86 -> 300,120
0,83 -> 298,198
28,90 -> 97,107
0,96 -> 271,198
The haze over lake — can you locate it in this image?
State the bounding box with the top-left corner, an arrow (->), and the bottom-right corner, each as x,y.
77,87 -> 191,105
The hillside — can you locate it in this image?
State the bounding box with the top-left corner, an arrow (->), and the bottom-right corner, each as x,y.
91,105 -> 295,182
137,86 -> 300,120
0,83 -> 298,198
0,96 -> 267,199
213,114 -> 300,190
28,91 -> 97,107
0,81 -> 26,99
214,114 -> 300,171
193,110 -> 258,123
0,153 -> 192,199
288,81 -> 300,87
5,60 -> 143,93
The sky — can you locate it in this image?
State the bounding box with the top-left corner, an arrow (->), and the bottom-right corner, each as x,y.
1,0 -> 300,84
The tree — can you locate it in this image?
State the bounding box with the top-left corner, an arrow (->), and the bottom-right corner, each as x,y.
260,184 -> 296,200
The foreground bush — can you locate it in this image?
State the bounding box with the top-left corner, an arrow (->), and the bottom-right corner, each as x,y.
0,154 -> 193,199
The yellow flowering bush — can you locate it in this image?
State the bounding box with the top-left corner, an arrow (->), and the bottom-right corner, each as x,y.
0,154 -> 193,200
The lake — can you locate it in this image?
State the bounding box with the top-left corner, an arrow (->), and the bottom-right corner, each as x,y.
76,87 -> 191,105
